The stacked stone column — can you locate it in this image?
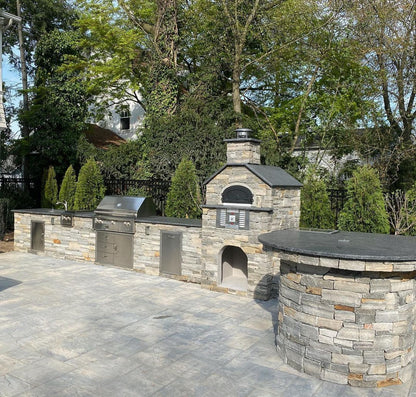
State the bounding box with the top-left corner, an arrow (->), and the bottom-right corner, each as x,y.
277,255 -> 416,387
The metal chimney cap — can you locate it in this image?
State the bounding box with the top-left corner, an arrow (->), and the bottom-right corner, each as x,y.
235,128 -> 252,139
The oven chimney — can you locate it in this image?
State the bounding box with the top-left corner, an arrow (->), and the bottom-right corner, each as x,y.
225,128 -> 261,164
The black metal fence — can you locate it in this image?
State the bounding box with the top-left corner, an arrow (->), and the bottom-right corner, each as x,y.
0,174 -> 347,227
104,178 -> 170,214
0,176 -> 38,191
327,188 -> 347,227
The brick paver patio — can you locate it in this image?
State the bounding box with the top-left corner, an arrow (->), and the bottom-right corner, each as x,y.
0,252 -> 414,396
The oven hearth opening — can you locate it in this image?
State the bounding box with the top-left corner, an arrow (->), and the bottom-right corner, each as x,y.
220,246 -> 248,291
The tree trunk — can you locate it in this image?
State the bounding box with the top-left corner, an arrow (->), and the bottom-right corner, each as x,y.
232,51 -> 242,127
16,0 -> 30,182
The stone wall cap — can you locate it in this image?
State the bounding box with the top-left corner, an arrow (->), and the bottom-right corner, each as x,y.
12,209 -> 202,227
259,229 -> 416,263
137,216 -> 202,228
223,138 -> 261,144
202,204 -> 273,213
12,209 -> 94,218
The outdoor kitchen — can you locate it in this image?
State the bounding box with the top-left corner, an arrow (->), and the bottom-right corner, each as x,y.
12,129 -> 416,388
13,129 -> 302,300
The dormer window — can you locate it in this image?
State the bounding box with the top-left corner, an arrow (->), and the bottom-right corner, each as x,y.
120,109 -> 131,130
222,185 -> 253,205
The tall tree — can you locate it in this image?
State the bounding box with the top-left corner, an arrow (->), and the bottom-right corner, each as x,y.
0,0 -> 77,177
19,29 -> 90,179
0,0 -> 76,75
257,0 -> 375,173
74,0 -> 236,182
343,0 -> 416,189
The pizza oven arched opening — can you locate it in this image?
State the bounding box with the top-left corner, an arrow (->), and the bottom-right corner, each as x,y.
222,185 -> 253,205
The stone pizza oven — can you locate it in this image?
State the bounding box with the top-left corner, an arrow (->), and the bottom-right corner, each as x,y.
201,129 -> 302,299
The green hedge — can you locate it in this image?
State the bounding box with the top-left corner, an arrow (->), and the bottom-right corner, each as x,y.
165,157 -> 201,219
74,159 -> 105,210
338,165 -> 389,233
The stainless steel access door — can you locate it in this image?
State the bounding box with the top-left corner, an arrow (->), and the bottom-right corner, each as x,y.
160,231 -> 182,276
31,221 -> 45,252
96,231 -> 133,269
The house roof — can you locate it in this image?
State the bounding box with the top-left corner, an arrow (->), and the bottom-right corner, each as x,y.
204,163 -> 302,188
85,124 -> 126,149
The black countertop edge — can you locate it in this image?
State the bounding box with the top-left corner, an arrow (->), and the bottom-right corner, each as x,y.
137,216 -> 202,228
13,209 -> 94,218
13,209 -> 202,228
202,204 -> 273,213
258,229 -> 416,262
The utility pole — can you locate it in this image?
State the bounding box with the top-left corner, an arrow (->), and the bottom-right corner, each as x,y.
0,10 -> 21,132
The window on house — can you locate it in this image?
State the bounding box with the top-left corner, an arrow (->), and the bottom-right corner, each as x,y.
120,109 -> 131,130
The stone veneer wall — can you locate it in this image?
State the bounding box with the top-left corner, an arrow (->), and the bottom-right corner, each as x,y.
277,255 -> 416,387
202,207 -> 275,299
226,141 -> 260,164
202,167 -> 300,299
14,212 -> 202,283
271,188 -> 301,231
14,213 -> 95,262
133,222 -> 202,283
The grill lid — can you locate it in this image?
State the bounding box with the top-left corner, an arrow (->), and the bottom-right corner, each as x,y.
95,196 -> 156,218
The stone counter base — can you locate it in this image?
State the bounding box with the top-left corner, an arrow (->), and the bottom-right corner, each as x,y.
278,260 -> 415,387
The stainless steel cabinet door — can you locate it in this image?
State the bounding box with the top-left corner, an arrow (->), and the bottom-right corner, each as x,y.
31,221 -> 45,252
160,231 -> 182,275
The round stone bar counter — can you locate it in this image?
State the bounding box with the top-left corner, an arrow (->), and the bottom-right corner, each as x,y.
258,230 -> 416,388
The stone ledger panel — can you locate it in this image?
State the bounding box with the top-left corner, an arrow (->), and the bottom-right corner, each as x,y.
277,259 -> 415,387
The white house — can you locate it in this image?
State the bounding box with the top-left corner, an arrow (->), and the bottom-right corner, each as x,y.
90,97 -> 145,141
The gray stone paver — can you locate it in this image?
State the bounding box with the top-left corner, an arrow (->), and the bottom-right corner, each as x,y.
0,252 -> 414,396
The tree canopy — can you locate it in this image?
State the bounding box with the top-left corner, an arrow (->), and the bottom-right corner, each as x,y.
3,0 -> 416,198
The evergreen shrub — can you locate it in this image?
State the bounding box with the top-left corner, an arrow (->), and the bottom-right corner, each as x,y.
338,165 -> 389,233
300,170 -> 334,229
165,157 -> 202,218
43,166 -> 58,208
59,165 -> 77,210
74,159 -> 105,210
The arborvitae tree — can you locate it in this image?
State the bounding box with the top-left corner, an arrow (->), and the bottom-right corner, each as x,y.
43,166 -> 58,208
59,165 -> 77,210
300,170 -> 334,229
40,168 -> 49,208
73,159 -> 105,210
338,165 -> 390,234
165,157 -> 202,219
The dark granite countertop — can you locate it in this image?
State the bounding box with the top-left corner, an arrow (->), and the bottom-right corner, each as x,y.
13,209 -> 94,218
13,209 -> 202,228
137,216 -> 202,228
259,229 -> 416,261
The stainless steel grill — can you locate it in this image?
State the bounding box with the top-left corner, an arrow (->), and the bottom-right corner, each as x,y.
94,196 -> 156,233
94,196 -> 156,268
